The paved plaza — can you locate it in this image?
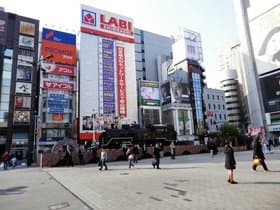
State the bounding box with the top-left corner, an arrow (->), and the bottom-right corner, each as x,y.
1,148 -> 280,210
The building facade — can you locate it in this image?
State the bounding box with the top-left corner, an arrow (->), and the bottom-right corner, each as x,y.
220,69 -> 243,129
37,28 -> 77,152
234,0 -> 280,136
218,39 -> 250,131
79,5 -> 138,142
134,28 -> 173,81
203,87 -> 227,133
0,10 -> 39,161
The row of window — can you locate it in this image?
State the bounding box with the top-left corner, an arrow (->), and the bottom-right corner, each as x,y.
207,94 -> 224,100
208,103 -> 225,110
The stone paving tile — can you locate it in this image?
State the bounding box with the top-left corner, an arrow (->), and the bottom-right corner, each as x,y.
45,149 -> 280,210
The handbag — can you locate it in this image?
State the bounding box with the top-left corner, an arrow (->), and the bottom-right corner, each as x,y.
252,158 -> 261,166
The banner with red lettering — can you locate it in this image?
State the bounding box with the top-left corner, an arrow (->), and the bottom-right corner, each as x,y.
41,62 -> 76,76
43,80 -> 75,91
116,46 -> 127,116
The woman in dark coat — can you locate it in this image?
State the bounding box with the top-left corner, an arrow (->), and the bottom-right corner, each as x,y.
224,139 -> 237,184
252,133 -> 271,171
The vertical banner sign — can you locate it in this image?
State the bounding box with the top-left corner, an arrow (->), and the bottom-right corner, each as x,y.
102,39 -> 115,114
116,46 -> 127,116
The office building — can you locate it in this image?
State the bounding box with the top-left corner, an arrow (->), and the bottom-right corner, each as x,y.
203,87 -> 227,133
0,9 -> 39,161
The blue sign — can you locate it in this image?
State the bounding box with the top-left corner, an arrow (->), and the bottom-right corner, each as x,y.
102,39 -> 115,114
42,28 -> 76,45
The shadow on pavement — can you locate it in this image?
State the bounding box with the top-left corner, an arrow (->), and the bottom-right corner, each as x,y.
0,186 -> 28,195
241,182 -> 280,185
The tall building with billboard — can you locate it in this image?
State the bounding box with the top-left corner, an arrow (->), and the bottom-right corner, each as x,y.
0,9 -> 39,161
234,0 -> 280,135
159,29 -> 206,141
79,5 -> 138,141
38,28 -> 77,152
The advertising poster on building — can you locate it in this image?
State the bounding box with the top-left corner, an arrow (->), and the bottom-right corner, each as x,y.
250,5 -> 280,74
101,38 -> 115,115
18,35 -> 34,49
15,82 -> 32,94
46,113 -> 68,123
0,19 -> 6,44
260,71 -> 280,113
41,40 -> 76,65
140,81 -> 160,106
14,111 -> 30,123
116,46 -> 127,115
42,80 -> 74,91
170,81 -> 190,103
15,96 -> 31,108
19,21 -> 35,36
41,62 -> 75,76
41,28 -> 76,65
82,116 -> 93,130
81,5 -> 134,43
161,82 -> 171,105
16,68 -> 32,81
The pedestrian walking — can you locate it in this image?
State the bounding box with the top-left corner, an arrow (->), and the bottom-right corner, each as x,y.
252,133 -> 271,172
152,143 -> 161,169
170,140 -> 176,159
65,144 -> 74,167
132,145 -> 139,163
99,148 -> 108,170
126,146 -> 134,168
78,144 -> 85,165
224,139 -> 237,184
1,151 -> 9,170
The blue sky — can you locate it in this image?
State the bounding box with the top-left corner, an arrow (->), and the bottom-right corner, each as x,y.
1,0 -> 238,88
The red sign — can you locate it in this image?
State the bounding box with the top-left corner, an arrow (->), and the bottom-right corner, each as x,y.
41,40 -> 76,65
116,46 -> 127,116
206,111 -> 213,117
81,6 -> 134,43
43,80 -> 74,91
41,63 -> 75,76
52,113 -> 64,121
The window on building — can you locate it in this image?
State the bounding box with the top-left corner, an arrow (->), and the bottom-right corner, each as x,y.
217,95 -> 219,100
218,104 -> 220,110
207,94 -> 209,99
213,104 -> 216,110
208,103 -> 211,109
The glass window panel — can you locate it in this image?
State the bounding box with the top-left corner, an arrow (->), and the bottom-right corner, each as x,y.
0,103 -> 9,110
0,94 -> 10,102
1,86 -> 10,94
2,71 -> 12,79
1,79 -> 11,86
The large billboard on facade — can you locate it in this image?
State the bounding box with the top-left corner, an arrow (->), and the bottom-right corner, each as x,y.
81,4 -> 134,43
41,28 -> 76,65
140,81 -> 160,106
19,21 -> 35,36
161,82 -> 171,105
250,5 -> 280,75
260,70 -> 280,113
170,81 -> 190,103
183,29 -> 203,62
116,46 -> 127,115
41,62 -> 76,76
99,38 -> 116,115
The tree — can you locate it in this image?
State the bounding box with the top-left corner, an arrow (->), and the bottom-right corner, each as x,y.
218,123 -> 239,146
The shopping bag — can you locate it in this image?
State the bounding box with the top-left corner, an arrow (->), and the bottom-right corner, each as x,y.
252,158 -> 261,166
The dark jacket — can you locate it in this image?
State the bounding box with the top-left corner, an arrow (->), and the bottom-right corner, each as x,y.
224,145 -> 236,170
154,147 -> 161,159
253,138 -> 265,160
